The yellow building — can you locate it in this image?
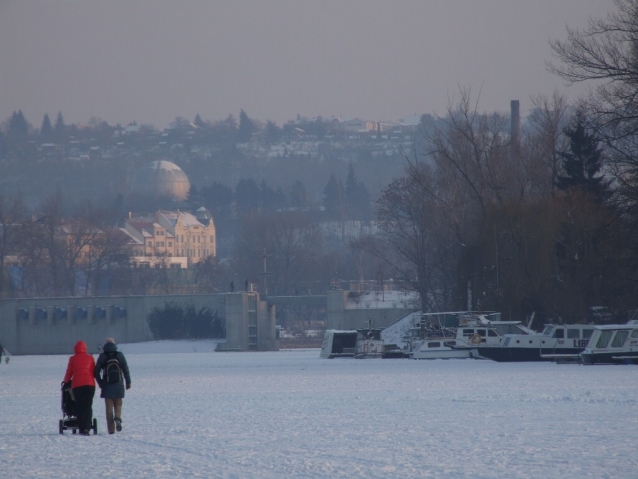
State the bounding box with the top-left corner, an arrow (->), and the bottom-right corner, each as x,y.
122,208 -> 216,268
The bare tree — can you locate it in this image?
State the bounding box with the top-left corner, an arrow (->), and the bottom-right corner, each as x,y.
0,193 -> 25,296
548,0 -> 638,206
374,167 -> 455,311
233,211 -> 323,295
194,255 -> 219,293
526,92 -> 571,198
83,227 -> 131,296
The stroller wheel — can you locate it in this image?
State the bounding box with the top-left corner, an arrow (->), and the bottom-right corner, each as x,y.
59,420 -> 64,434
92,418 -> 98,435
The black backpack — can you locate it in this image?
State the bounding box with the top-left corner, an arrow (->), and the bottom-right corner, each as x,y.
104,354 -> 122,384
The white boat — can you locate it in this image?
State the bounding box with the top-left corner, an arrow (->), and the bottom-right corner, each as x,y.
354,328 -> 385,359
410,312 -> 532,360
475,323 -> 597,362
320,330 -> 357,358
581,320 -> 638,365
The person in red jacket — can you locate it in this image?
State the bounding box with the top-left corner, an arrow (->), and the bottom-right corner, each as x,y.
63,340 -> 96,435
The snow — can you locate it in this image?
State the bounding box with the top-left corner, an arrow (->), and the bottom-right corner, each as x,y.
381,311 -> 420,348
346,290 -> 419,309
119,339 -> 222,354
2,345 -> 638,479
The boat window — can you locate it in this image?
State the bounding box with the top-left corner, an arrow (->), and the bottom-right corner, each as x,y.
596,330 -> 613,349
477,329 -> 486,337
488,330 -> 498,337
582,329 -> 594,339
503,337 -> 511,347
567,329 -> 580,339
543,326 -> 554,336
428,342 -> 441,348
463,329 -> 474,336
553,328 -> 565,339
611,331 -> 629,348
632,330 -> 638,338
444,341 -> 456,347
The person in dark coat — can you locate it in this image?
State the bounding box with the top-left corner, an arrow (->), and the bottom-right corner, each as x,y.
94,338 -> 131,434
63,340 -> 96,435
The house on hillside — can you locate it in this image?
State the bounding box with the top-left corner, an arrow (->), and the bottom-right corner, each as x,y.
121,208 -> 216,268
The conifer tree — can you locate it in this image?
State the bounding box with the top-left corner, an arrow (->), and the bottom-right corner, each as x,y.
322,174 -> 344,219
345,164 -> 372,219
54,111 -> 66,140
556,116 -> 609,203
8,110 -> 29,140
238,110 -> 255,143
40,114 -> 53,141
193,114 -> 205,129
289,180 -> 308,209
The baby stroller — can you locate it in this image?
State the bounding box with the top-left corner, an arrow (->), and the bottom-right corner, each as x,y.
59,382 -> 98,434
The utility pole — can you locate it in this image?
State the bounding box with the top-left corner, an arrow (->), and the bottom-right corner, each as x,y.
261,248 -> 270,297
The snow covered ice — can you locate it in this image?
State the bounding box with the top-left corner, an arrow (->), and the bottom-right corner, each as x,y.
2,342 -> 637,479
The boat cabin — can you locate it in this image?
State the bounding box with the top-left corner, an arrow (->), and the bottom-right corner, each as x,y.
320,330 -> 357,358
581,320 -> 638,364
355,328 -> 384,359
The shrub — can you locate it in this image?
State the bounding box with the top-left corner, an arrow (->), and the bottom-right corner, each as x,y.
147,302 -> 225,339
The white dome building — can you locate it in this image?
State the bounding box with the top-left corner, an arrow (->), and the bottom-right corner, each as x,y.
131,160 -> 190,201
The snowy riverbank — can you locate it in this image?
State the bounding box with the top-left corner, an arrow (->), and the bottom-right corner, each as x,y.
1,347 -> 637,478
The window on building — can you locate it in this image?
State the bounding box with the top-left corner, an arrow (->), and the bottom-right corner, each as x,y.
210,235 -> 214,243
168,241 -> 172,247
148,241 -> 153,247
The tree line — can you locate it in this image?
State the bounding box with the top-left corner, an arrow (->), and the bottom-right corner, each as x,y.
4,2 -> 638,326
357,1 -> 638,324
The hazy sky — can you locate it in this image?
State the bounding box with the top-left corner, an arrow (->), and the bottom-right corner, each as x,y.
0,0 -> 615,129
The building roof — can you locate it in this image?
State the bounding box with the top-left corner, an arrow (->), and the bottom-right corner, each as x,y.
130,160 -> 190,201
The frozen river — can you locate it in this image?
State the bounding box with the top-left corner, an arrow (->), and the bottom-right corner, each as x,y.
1,344 -> 637,478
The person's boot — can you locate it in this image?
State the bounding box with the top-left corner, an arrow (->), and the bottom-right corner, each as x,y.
115,417 -> 122,432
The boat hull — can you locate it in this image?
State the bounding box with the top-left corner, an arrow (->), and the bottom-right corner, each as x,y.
412,348 -> 473,360
474,346 -> 584,362
581,352 -> 638,365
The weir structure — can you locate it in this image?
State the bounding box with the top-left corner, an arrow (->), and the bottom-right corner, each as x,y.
0,292 -> 277,355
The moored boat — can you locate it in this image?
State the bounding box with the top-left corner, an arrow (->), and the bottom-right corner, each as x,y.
410,312 -> 533,360
320,329 -> 357,358
474,323 -> 596,362
354,328 -> 385,359
581,320 -> 638,365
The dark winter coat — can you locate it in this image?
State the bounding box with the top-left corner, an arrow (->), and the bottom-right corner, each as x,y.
63,340 -> 96,389
94,342 -> 131,399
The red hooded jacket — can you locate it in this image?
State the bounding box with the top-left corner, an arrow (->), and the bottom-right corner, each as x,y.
63,340 -> 96,389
